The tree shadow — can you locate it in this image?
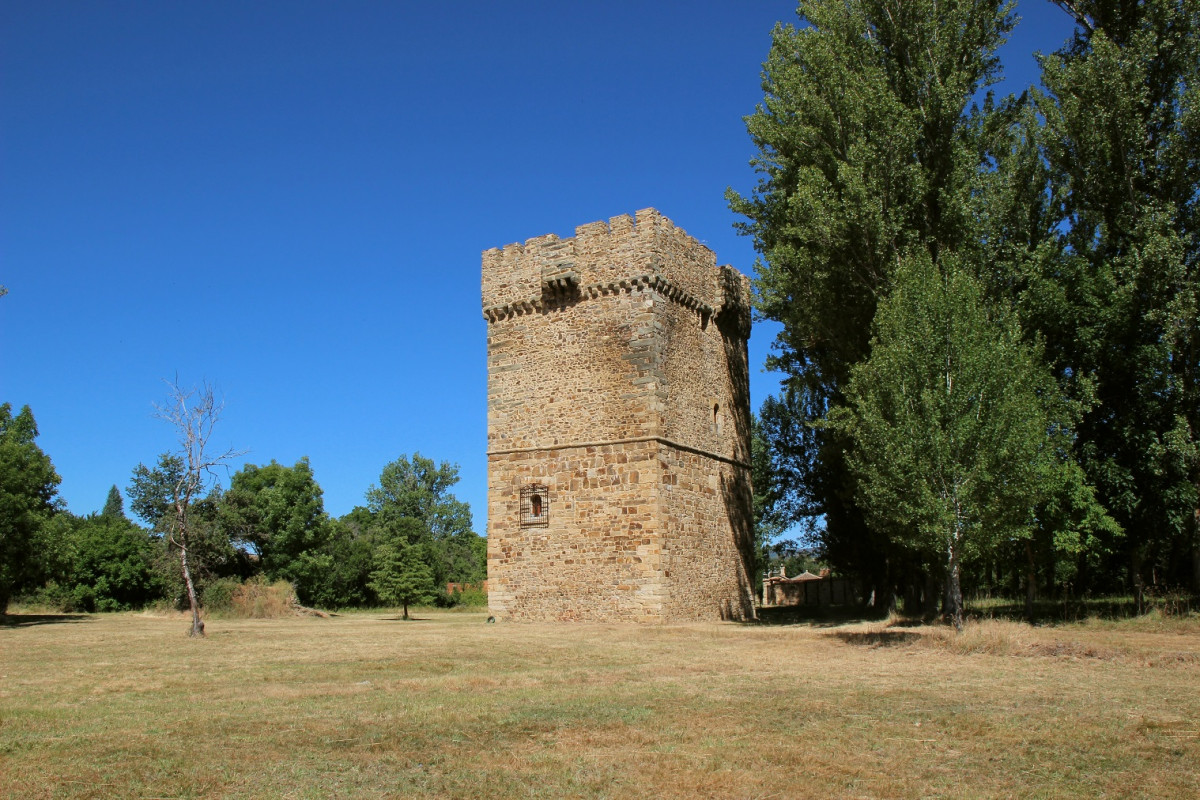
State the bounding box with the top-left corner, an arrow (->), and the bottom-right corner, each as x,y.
750,604 -> 889,627
832,630 -> 923,647
379,615 -> 428,622
0,613 -> 94,628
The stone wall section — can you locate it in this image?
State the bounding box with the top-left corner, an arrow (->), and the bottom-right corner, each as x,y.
659,452 -> 756,621
486,440 -> 666,621
483,208 -> 755,622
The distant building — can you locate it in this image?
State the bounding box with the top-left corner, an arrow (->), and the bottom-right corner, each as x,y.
763,566 -> 860,608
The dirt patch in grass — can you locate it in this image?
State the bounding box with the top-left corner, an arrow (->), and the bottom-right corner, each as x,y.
2,611 -> 1198,798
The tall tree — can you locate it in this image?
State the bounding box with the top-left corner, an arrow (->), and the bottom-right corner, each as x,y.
0,404 -> 61,614
729,0 -> 1017,593
1027,0 -> 1200,589
830,254 -> 1077,628
219,458 -> 330,596
366,453 -> 484,587
130,459 -> 243,604
130,381 -> 244,637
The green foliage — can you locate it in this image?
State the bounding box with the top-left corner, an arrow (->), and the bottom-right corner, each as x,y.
829,254 -> 1081,625
368,540 -> 435,619
220,457 -> 331,597
445,585 -> 488,608
365,453 -> 485,588
0,404 -> 62,613
101,485 -> 126,520
730,0 -> 1013,386
730,0 -> 1019,598
59,513 -> 162,611
750,413 -> 789,587
200,576 -> 241,614
128,454 -> 185,529
298,513 -> 377,609
130,460 -> 247,607
1023,0 -> 1200,588
734,0 -> 1195,608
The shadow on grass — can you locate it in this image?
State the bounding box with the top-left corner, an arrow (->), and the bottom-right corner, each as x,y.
380,615 -> 429,622
832,630 -> 923,647
967,594 -> 1196,624
751,605 -> 889,627
0,613 -> 94,628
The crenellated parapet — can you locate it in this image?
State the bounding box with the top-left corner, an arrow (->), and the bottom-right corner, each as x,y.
481,208 -> 733,324
482,272 -> 717,323
483,209 -> 756,623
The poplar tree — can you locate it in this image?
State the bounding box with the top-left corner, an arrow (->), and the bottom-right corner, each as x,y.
830,255 -> 1065,629
729,0 -> 1017,592
1022,0 -> 1199,589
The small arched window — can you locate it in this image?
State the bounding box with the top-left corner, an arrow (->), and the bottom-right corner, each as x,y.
520,484 -> 549,528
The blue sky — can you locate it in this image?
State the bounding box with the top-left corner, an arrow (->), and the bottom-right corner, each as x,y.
2,1 -> 1077,527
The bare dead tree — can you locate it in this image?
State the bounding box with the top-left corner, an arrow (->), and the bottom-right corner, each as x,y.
154,378 -> 246,637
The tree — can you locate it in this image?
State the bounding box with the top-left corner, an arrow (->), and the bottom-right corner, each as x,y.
130,380 -> 244,637
0,404 -> 61,614
368,537 -> 436,620
291,513 -> 378,609
1026,0 -> 1200,590
829,254 -> 1069,629
219,458 -> 330,597
728,0 -> 1018,595
365,453 -> 484,587
55,512 -> 161,612
101,485 -> 126,520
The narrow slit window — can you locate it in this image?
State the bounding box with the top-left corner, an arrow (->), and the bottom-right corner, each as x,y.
520,484 -> 549,528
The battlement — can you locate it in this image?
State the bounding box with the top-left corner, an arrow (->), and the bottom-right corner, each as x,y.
481,208 -> 727,320
484,209 -> 756,622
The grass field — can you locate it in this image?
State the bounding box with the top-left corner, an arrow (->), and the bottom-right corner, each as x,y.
2,609 -> 1198,799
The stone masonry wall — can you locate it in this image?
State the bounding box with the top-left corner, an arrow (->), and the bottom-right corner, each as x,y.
483,209 -> 755,622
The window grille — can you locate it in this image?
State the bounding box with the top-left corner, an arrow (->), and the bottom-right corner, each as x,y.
520,484 -> 549,528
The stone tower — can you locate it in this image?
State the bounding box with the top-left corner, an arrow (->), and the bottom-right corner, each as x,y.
482,209 -> 755,622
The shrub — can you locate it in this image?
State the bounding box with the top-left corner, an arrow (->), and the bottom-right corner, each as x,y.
201,577 -> 241,614
456,586 -> 488,607
231,576 -> 297,619
435,585 -> 488,609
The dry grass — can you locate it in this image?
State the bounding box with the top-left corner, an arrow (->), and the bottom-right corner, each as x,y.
1,610 -> 1198,799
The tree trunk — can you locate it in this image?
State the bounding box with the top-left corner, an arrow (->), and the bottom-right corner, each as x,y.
924,570 -> 939,621
402,601 -> 409,621
1025,540 -> 1037,624
1132,549 -> 1145,616
1192,502 -> 1200,593
945,543 -> 964,632
180,541 -> 204,638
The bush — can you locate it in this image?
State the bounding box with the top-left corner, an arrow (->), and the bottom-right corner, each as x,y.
200,577 -> 241,614
456,586 -> 488,607
231,576 -> 296,618
435,585 -> 488,609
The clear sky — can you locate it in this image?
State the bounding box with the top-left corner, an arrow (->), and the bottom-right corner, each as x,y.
2,1 -> 1077,528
